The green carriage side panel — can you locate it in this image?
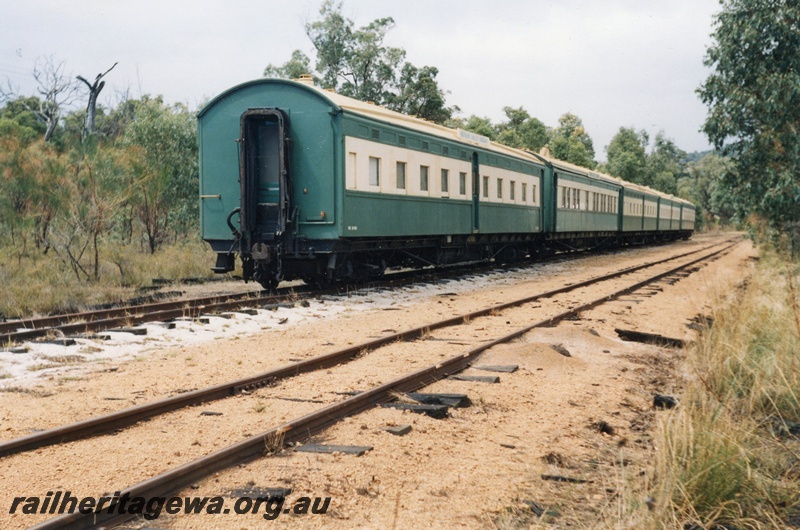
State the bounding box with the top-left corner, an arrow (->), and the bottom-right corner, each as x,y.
341,194 -> 541,237
658,198 -> 675,231
621,187 -> 661,232
622,187 -> 645,232
643,192 -> 659,231
622,215 -> 641,232
343,192 -> 472,237
474,204 -> 541,234
681,204 -> 696,231
555,171 -> 620,232
198,79 -> 342,244
557,211 -> 618,232
338,111 -> 544,238
657,198 -> 668,231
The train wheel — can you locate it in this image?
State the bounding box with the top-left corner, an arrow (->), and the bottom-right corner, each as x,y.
253,264 -> 279,293
305,274 -> 334,290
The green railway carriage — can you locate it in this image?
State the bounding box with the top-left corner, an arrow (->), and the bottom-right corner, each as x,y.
621,182 -> 660,233
199,77 -> 696,289
680,200 -> 696,232
198,77 -> 549,288
549,160 -> 621,235
657,195 -> 680,231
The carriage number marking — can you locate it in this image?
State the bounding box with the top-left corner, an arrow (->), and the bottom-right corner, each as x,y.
347,226 -> 358,231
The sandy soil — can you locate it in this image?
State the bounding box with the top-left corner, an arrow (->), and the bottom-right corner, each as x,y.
0,234 -> 755,529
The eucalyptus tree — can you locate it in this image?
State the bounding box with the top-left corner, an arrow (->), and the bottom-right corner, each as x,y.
122,97 -> 198,253
267,0 -> 455,124
605,127 -> 648,185
452,115 -> 496,140
263,50 -> 314,81
548,113 -> 597,169
681,153 -> 734,226
0,95 -> 48,137
495,106 -> 548,153
76,62 -> 117,139
645,132 -> 686,195
0,56 -> 79,142
698,0 -> 800,241
389,64 -> 454,123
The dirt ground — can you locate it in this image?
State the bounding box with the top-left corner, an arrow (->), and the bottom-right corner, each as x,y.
0,234 -> 755,529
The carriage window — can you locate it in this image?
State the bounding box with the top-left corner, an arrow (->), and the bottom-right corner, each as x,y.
369,157 -> 380,186
521,183 -> 527,203
459,172 -> 467,195
510,181 -> 515,201
441,168 -> 449,194
497,178 -> 503,199
420,165 -> 429,191
483,176 -> 489,198
396,161 -> 406,189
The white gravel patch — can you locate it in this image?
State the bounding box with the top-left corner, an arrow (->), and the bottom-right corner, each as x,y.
0,259 -> 578,388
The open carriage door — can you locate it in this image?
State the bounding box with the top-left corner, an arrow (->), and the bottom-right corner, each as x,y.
239,109 -> 291,253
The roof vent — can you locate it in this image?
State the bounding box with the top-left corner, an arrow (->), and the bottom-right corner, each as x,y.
296,74 -> 315,86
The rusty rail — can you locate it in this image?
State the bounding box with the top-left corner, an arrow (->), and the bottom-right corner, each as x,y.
28,239 -> 739,530
0,239 -> 738,459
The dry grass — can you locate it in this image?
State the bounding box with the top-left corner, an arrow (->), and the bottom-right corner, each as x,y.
501,249 -> 800,530
605,250 -> 800,529
0,238 -> 220,318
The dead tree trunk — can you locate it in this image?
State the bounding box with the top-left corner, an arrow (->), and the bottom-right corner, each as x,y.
77,62 -> 117,139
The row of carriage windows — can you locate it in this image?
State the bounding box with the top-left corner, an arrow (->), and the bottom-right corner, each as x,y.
364,152 -> 689,220
367,155 -> 537,203
480,175 -> 536,203
370,158 -> 470,195
365,155 -> 686,219
560,186 -> 618,214
627,202 -> 658,216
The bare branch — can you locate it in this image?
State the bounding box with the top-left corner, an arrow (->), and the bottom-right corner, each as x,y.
28,56 -> 80,141
77,62 -> 118,138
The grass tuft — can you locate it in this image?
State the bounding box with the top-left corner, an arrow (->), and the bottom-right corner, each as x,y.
648,250 -> 800,529
0,239 -> 221,318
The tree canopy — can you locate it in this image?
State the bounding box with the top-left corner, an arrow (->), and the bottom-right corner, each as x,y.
605,127 -> 648,184
602,128 -> 688,196
0,0 -> 740,285
698,0 -> 800,239
548,113 -> 597,169
495,107 -> 549,153
264,0 -> 456,124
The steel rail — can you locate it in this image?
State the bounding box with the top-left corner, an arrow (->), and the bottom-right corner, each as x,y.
28,238 -> 739,530
0,238 -> 738,459
0,239 -> 706,345
0,291 -> 279,344
0,290 -> 278,334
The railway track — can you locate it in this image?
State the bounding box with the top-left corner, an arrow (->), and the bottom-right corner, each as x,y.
0,237 -> 734,459
0,240 -> 691,346
3,237 -> 739,529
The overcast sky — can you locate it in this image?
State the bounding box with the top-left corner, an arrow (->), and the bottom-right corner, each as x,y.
0,0 -> 720,160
